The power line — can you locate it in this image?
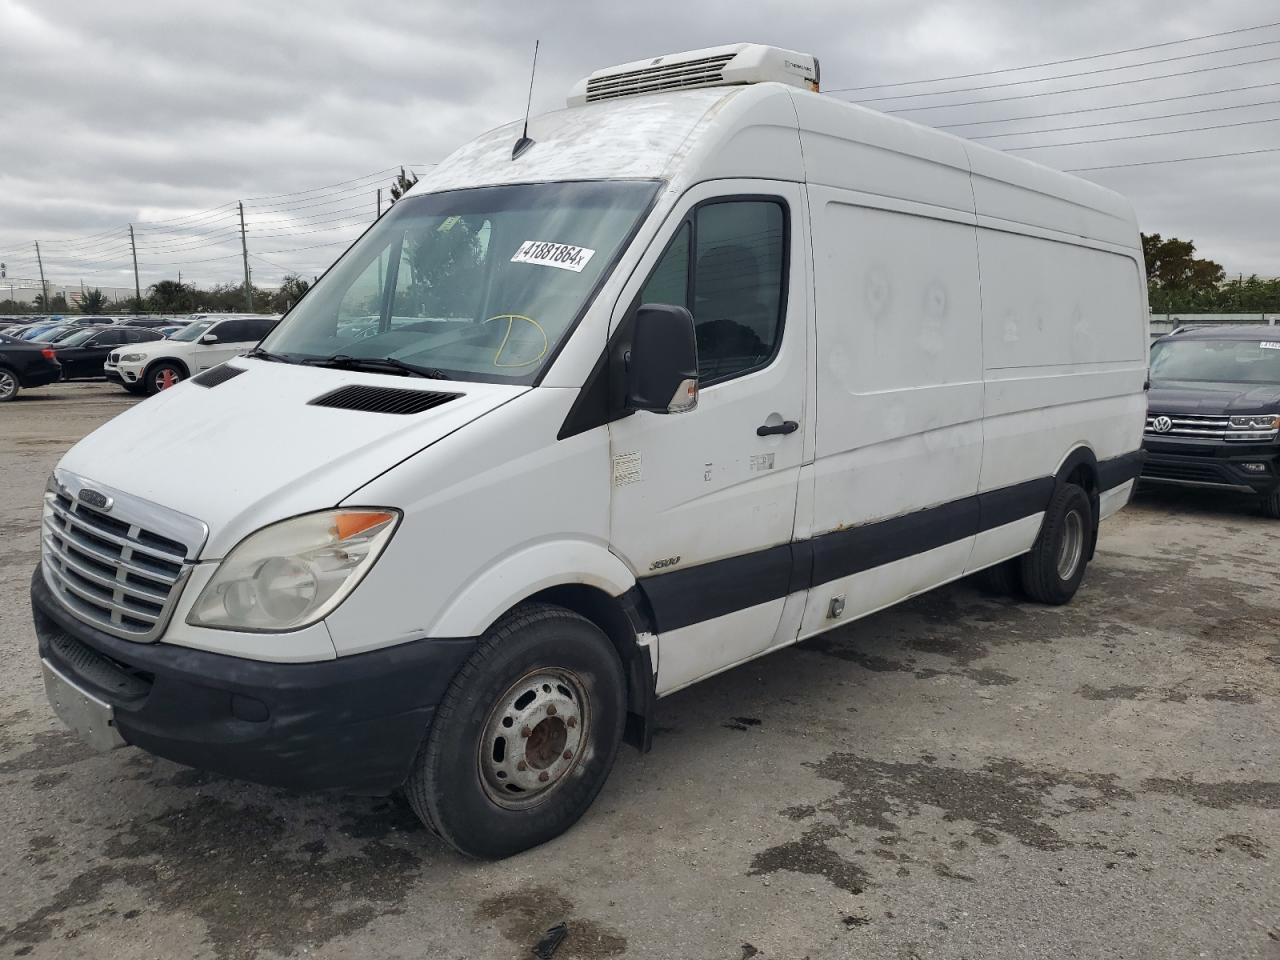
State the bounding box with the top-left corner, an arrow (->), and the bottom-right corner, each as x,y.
971,97 -> 1280,140
827,19 -> 1280,92
1065,145 -> 1280,172
880,54 -> 1280,113
1003,114 -> 1280,150
934,80 -> 1280,129
855,39 -> 1280,103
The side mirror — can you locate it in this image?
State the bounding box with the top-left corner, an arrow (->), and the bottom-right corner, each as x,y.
200,333 -> 219,344
626,304 -> 699,414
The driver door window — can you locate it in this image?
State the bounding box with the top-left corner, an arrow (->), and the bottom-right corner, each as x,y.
640,199 -> 787,384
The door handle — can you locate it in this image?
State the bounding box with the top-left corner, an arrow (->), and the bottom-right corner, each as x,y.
757,420 -> 799,437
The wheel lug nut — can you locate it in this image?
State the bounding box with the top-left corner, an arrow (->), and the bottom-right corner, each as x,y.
538,771 -> 550,782
546,705 -> 557,716
516,760 -> 527,771
520,726 -> 532,738
562,750 -> 572,760
566,717 -> 577,728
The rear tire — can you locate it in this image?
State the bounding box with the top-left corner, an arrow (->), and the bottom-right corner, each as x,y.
1261,490 -> 1280,519
0,366 -> 18,402
1018,483 -> 1093,605
405,603 -> 626,859
144,362 -> 185,395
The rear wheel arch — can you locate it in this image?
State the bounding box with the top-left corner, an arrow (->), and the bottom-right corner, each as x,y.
1054,446 -> 1101,557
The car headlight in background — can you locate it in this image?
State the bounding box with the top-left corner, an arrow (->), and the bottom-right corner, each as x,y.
188,509 -> 400,632
118,353 -> 147,363
1226,414 -> 1280,441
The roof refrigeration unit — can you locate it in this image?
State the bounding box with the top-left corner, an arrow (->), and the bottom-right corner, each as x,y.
567,43 -> 820,106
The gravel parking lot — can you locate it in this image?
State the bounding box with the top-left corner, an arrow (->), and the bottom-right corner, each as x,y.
1,381 -> 1277,960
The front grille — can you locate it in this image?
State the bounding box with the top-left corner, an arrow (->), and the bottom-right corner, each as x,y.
1142,461 -> 1227,484
585,53 -> 736,102
41,482 -> 200,642
1145,412 -> 1279,442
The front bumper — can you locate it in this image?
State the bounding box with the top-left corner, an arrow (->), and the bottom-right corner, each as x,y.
1141,436 -> 1280,495
104,363 -> 140,385
31,568 -> 475,794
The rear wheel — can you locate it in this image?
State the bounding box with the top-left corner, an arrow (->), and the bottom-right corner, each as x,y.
145,362 -> 185,395
1261,489 -> 1280,519
405,603 -> 626,859
0,366 -> 18,402
1018,483 -> 1093,605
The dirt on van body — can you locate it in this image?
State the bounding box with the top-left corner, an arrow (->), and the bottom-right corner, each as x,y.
1,382 -> 1277,959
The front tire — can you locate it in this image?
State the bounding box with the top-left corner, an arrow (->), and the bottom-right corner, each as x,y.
1019,483 -> 1093,605
1261,489 -> 1280,519
405,603 -> 626,859
144,362 -> 185,395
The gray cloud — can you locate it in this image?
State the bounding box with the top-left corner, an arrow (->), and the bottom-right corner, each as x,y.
1,0 -> 1277,294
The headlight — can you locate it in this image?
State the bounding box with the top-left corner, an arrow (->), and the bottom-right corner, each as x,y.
119,353 -> 146,362
1228,414 -> 1280,430
188,509 -> 400,632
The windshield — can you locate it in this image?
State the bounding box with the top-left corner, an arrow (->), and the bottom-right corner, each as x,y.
260,180 -> 659,384
59,328 -> 102,347
31,326 -> 76,342
1150,337 -> 1280,384
170,319 -> 216,342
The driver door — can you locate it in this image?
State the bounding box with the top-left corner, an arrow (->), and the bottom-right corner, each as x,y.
608,182 -> 811,695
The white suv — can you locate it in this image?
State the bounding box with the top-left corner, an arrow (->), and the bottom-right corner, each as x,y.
105,315 -> 279,394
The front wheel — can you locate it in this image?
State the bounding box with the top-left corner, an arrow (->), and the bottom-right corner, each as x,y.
0,367 -> 18,402
144,362 -> 185,395
1261,489 -> 1280,519
404,603 -> 626,859
1019,483 -> 1093,605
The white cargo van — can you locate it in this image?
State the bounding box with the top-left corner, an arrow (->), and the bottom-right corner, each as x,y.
33,44 -> 1147,858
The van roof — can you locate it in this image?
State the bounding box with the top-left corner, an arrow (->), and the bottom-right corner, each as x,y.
410,81 -> 1135,246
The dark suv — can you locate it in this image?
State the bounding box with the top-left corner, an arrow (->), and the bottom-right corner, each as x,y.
1142,325 -> 1280,517
0,333 -> 62,401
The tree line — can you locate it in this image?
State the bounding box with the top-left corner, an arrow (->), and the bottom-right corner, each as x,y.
0,274 -> 311,317
1142,233 -> 1278,314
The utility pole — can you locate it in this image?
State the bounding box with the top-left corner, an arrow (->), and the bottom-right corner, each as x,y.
128,225 -> 141,306
376,188 -> 382,219
239,201 -> 253,312
34,241 -> 48,311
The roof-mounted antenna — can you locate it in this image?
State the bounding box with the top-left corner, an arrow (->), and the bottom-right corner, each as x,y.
512,39 -> 540,160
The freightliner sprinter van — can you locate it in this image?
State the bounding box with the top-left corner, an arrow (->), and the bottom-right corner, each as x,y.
32,44 -> 1148,858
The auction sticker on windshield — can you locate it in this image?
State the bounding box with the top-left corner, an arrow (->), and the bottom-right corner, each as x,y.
1260,341 -> 1280,350
511,240 -> 595,273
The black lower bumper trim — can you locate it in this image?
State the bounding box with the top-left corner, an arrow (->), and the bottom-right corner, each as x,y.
31,568 -> 476,794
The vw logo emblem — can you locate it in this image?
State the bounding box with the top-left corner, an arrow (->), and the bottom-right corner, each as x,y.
1151,415 -> 1173,434
77,488 -> 112,511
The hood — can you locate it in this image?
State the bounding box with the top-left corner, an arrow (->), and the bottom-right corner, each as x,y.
1147,380 -> 1280,416
58,358 -> 525,558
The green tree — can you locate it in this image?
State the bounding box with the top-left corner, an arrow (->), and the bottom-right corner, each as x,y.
80,288 -> 106,314
388,167 -> 419,205
148,280 -> 197,313
272,273 -> 310,313
1141,233 -> 1228,313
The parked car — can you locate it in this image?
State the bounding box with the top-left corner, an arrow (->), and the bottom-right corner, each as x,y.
16,323 -> 67,340
52,326 -> 167,380
1141,324 -> 1280,516
31,43 -> 1147,859
31,324 -> 104,345
104,315 -> 278,394
0,336 -> 61,401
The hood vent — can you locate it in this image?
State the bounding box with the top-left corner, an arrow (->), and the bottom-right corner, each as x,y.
308,383 -> 462,415
191,364 -> 246,388
568,43 -> 819,106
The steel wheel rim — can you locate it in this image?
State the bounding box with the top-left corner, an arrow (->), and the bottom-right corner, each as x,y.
0,371 -> 16,399
478,668 -> 589,810
1057,509 -> 1084,580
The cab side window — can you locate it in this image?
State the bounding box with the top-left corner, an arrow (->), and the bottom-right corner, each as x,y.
640,199 -> 787,384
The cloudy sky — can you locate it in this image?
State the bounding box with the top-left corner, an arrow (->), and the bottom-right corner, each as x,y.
2,0 -> 1277,295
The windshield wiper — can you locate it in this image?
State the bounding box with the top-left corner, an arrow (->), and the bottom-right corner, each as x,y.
244,347 -> 293,364
300,354 -> 451,379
